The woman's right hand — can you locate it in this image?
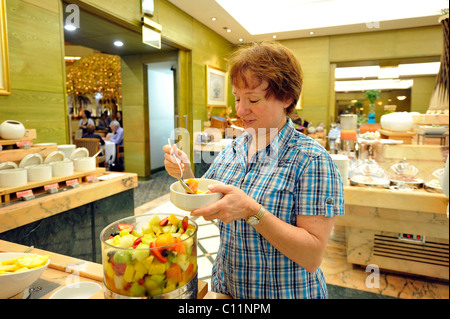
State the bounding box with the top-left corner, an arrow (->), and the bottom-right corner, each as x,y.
162,143 -> 193,179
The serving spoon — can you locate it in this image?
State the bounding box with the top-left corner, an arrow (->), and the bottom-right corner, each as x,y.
168,138 -> 195,194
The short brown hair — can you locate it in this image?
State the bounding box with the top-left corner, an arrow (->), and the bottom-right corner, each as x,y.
228,41 -> 303,116
86,124 -> 96,134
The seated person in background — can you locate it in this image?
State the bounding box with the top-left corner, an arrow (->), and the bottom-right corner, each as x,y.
82,124 -> 105,145
97,111 -> 112,131
104,120 -> 123,145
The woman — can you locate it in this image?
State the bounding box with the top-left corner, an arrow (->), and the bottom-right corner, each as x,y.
163,41 -> 344,298
79,110 -> 95,135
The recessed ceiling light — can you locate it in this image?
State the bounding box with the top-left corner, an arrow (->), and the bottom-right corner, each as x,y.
114,40 -> 124,47
272,35 -> 277,39
226,28 -> 231,32
64,25 -> 77,31
309,31 -> 315,35
211,17 -> 217,21
239,38 -> 243,42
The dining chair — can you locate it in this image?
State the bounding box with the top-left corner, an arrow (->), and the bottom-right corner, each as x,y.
73,138 -> 106,167
116,144 -> 124,164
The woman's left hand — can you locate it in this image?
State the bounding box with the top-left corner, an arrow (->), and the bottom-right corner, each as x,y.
191,184 -> 260,224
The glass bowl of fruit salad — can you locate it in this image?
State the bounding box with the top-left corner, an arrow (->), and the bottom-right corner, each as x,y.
100,213 -> 198,299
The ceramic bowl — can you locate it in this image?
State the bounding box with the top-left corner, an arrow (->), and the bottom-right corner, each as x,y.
419,126 -> 449,135
44,151 -> 66,164
0,168 -> 28,188
0,253 -> 50,299
70,147 -> 89,160
73,157 -> 95,172
27,164 -> 52,182
49,282 -> 102,299
170,178 -> 224,211
380,112 -> 414,132
0,120 -> 26,140
57,144 -> 76,159
0,162 -> 18,170
19,153 -> 43,168
50,160 -> 74,177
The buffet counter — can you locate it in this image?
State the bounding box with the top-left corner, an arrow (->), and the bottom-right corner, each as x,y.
337,185 -> 449,280
0,171 -> 138,263
0,239 -> 208,299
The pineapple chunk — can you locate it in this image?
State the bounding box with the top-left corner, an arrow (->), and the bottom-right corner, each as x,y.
123,264 -> 135,282
168,214 -> 180,226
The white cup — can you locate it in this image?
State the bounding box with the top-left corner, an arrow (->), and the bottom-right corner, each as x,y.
27,164 -> 52,182
50,160 -> 74,176
73,157 -> 95,172
0,168 -> 28,188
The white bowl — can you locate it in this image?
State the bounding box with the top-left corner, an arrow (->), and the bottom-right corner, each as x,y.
57,144 -> 76,159
170,178 -> 224,211
49,282 -> 102,299
380,112 -> 414,132
419,126 -> 449,135
19,153 -> 43,168
73,157 -> 95,172
70,147 -> 89,160
27,164 -> 52,182
0,253 -> 50,299
0,161 -> 18,170
50,160 -> 74,176
0,168 -> 28,188
44,151 -> 66,164
0,120 -> 26,140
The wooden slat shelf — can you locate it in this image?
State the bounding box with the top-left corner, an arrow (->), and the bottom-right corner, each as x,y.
0,129 -> 36,146
0,167 -> 106,203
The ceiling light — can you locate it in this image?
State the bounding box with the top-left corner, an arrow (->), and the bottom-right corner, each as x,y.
398,62 -> 440,76
239,38 -> 243,42
335,79 -> 414,92
309,31 -> 314,35
215,0 -> 444,35
64,56 -> 81,60
378,66 -> 399,79
211,17 -> 217,21
226,28 -> 231,32
114,40 -> 124,47
397,96 -> 407,101
64,25 -> 77,31
335,62 -> 440,80
272,35 -> 277,39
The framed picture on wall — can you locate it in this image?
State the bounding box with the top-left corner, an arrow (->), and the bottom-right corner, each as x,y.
206,65 -> 227,107
0,0 -> 10,95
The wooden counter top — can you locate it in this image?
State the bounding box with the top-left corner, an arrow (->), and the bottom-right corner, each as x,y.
0,239 -> 208,299
343,185 -> 448,215
0,171 -> 138,233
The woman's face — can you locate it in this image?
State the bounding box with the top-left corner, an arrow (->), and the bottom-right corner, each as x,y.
233,79 -> 290,135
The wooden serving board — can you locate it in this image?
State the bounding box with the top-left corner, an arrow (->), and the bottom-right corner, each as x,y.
0,167 -> 106,203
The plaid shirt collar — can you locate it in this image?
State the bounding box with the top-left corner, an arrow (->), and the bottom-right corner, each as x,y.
231,117 -> 297,166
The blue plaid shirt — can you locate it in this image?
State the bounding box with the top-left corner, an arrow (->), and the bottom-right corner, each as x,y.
203,118 -> 344,299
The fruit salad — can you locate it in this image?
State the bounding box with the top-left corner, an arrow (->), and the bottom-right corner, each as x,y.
185,178 -> 212,195
101,214 -> 197,298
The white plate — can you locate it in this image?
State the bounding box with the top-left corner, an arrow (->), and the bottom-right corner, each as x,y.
44,151 -> 66,164
350,175 -> 389,186
49,282 -> 102,299
390,178 -> 423,185
0,161 -> 18,170
420,126 -> 449,135
69,147 -> 89,160
19,153 -> 43,168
